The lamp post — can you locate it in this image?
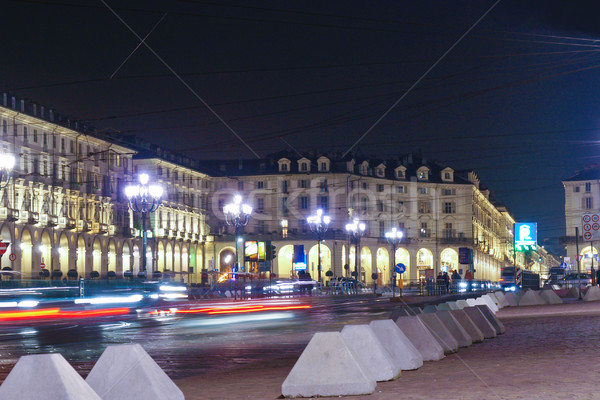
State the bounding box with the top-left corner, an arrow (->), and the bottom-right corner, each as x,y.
125,173 -> 163,277
385,227 -> 403,298
224,194 -> 252,273
307,209 -> 331,284
0,153 -> 15,188
345,218 -> 366,283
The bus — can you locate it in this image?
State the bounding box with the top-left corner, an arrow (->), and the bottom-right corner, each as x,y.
500,267 -> 540,291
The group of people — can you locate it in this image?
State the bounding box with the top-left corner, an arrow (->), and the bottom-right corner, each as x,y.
435,269 -> 474,294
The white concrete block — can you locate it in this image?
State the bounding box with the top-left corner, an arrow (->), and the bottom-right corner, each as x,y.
417,313 -> 459,353
474,297 -> 498,314
565,286 -> 581,298
435,310 -> 472,347
518,290 -> 542,306
493,291 -> 510,308
449,309 -> 484,343
462,307 -> 496,339
341,325 -> 401,381
436,303 -> 451,311
282,332 -> 376,397
584,286 -> 600,301
0,353 -> 101,400
86,344 -> 184,400
422,305 -> 438,313
395,316 -> 444,361
503,292 -> 519,307
481,294 -> 500,312
455,300 -> 469,309
486,292 -> 501,307
445,301 -> 460,310
475,305 -> 505,335
369,319 -> 423,370
540,289 -> 563,304
466,298 -> 477,307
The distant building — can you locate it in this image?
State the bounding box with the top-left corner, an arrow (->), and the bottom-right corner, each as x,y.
562,165 -> 600,272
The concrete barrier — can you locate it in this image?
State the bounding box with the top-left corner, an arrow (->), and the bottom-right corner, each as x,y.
494,291 -> 510,308
435,310 -> 472,347
0,354 -> 101,400
584,286 -> 600,301
455,300 -> 469,309
518,290 -> 543,306
86,343 -> 184,400
565,286 -> 581,298
437,303 -> 452,311
282,332 -> 376,397
390,308 -> 411,321
409,306 -> 423,315
466,298 -> 477,307
481,294 -> 500,312
540,289 -> 563,304
369,320 -> 423,370
474,296 -> 498,314
503,292 -> 519,307
445,301 -> 460,310
449,309 -> 484,343
486,292 -> 501,308
341,325 -> 401,381
475,305 -> 505,335
422,305 -> 439,313
395,316 -> 445,361
417,313 -> 459,353
462,307 -> 496,338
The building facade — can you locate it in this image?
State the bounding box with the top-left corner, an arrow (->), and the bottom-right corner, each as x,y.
0,93 -> 521,285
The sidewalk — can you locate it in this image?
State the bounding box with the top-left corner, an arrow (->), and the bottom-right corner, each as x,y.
175,301 -> 600,400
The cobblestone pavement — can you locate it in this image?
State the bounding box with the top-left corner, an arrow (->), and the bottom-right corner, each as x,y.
175,301 -> 600,400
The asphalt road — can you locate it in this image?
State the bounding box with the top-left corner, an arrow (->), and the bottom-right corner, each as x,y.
0,295 -> 406,381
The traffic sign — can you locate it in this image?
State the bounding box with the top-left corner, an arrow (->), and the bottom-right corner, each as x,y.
560,262 -> 568,268
394,263 -> 406,274
0,242 -> 8,256
577,255 -> 583,262
8,253 -> 15,262
582,213 -> 600,241
40,262 -> 46,269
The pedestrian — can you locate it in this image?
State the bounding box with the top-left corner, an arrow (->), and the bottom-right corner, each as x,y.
443,271 -> 450,293
451,269 -> 461,280
464,269 -> 474,291
596,269 -> 600,286
436,272 -> 444,294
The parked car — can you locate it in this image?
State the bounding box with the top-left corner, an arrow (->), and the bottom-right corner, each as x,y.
560,273 -> 592,287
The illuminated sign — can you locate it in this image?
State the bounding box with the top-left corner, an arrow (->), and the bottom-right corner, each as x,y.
244,241 -> 267,262
293,245 -> 306,271
515,223 -> 537,251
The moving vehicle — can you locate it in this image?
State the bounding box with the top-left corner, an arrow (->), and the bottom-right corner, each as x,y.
560,273 -> 592,288
500,267 -> 540,290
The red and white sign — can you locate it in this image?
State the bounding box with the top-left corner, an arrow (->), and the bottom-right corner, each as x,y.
0,242 -> 8,256
577,255 -> 584,262
8,253 -> 15,262
582,214 -> 600,241
40,262 -> 46,269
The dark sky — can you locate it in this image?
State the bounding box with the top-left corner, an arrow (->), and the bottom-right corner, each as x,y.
4,0 -> 600,253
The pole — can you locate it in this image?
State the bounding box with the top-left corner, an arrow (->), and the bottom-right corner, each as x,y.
576,227 -> 581,299
591,240 -> 595,286
391,242 -> 396,298
142,211 -> 147,274
355,239 -> 359,283
317,236 -> 322,284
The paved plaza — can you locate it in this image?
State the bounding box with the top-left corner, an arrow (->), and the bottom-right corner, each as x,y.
175,300 -> 600,400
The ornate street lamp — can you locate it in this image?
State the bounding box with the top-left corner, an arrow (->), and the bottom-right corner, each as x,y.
125,173 -> 163,276
385,227 -> 403,297
0,153 -> 15,188
307,209 -> 331,284
224,194 -> 252,273
345,218 -> 366,282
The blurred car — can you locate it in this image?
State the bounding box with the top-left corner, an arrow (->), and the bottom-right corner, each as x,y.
560,273 -> 592,287
260,278 -> 317,295
329,277 -> 366,290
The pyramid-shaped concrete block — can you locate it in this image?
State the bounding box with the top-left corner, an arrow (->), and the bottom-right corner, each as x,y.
423,305 -> 439,313
0,353 -> 101,400
474,297 -> 498,314
486,292 -> 502,308
417,313 -> 459,353
480,294 -> 500,312
395,316 -> 444,361
455,300 -> 469,309
466,298 -> 477,307
540,289 -> 563,304
462,307 -> 496,338
409,306 -> 423,315
584,285 -> 600,301
518,290 -> 542,306
445,301 -> 460,310
565,286 -> 581,298
435,310 -> 472,347
369,319 -> 423,370
475,305 -> 505,335
436,303 -> 451,311
86,344 -> 184,400
282,332 -> 375,397
494,291 -> 510,308
390,307 -> 411,321
341,325 -> 401,381
503,292 -> 519,307
449,309 -> 484,343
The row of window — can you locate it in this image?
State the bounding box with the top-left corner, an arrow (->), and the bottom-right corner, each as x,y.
574,182 -> 592,193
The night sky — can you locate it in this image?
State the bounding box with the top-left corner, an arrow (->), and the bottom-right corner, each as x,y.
3,0 -> 600,254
